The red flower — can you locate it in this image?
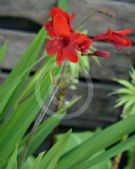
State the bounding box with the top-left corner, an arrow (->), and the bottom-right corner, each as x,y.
45,9 -> 91,66
93,28 -> 132,50
45,8 -> 75,38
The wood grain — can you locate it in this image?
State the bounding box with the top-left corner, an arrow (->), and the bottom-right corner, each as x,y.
68,0 -> 135,41
0,29 -> 34,69
89,43 -> 134,81
0,0 -> 55,25
117,0 -> 135,3
62,82 -> 121,129
0,0 -> 134,40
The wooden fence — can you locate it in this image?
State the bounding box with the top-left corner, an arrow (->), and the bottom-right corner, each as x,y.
0,0 -> 135,129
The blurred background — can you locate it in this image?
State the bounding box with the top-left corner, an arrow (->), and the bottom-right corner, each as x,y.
0,0 -> 134,131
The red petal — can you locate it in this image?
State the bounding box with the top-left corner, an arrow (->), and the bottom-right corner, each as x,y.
45,21 -> 56,38
69,13 -> 76,32
69,33 -> 91,54
46,39 -> 63,55
69,33 -> 91,44
111,35 -> 131,48
114,28 -> 132,35
56,50 -> 64,66
53,14 -> 71,37
93,29 -> 112,42
69,33 -> 81,44
50,8 -> 70,21
63,46 -> 78,63
125,39 -> 132,46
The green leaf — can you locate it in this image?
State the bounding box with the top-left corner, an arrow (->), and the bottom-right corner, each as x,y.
0,42 -> 7,63
23,97 -> 80,156
21,156 -> 35,169
124,147 -> 135,169
38,130 -> 71,169
116,80 -> 135,92
0,58 -> 61,168
56,131 -> 111,169
55,131 -> 93,154
6,145 -> 18,169
55,114 -> 135,169
58,0 -> 68,11
90,161 -> 111,169
14,56 -> 54,108
0,28 -> 46,116
30,152 -> 45,169
73,135 -> 135,169
69,62 -> 79,79
113,69 -> 135,119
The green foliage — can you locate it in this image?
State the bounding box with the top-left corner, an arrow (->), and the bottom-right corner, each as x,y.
55,114 -> 135,169
22,97 -> 80,156
38,130 -> 71,169
113,68 -> 135,119
55,131 -> 112,169
0,23 -> 81,169
29,152 -> 45,169
55,131 -> 94,154
124,147 -> 135,169
0,28 -> 46,118
68,52 -> 90,80
58,0 -> 68,11
6,146 -> 17,169
0,28 -> 51,167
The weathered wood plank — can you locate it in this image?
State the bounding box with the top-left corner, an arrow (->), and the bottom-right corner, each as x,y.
0,0 -> 134,40
62,82 -> 121,129
0,0 -> 55,24
68,0 -> 135,41
0,29 -> 35,69
0,73 -> 6,84
89,43 -> 134,80
117,0 -> 135,3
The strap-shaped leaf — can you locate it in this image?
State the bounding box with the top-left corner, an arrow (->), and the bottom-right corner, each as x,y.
30,152 -> 45,169
38,130 -> 71,169
58,0 -> 68,11
55,131 -> 93,154
56,114 -> 135,169
0,58 -> 61,168
73,135 -> 135,169
0,28 -> 46,116
6,145 -> 18,169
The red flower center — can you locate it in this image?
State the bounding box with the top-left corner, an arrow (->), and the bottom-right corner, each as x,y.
76,37 -> 91,55
61,37 -> 70,47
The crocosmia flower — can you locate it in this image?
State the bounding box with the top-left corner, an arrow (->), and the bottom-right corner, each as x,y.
45,8 -> 91,66
93,28 -> 132,50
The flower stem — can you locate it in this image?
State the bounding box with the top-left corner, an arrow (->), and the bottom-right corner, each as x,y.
112,135 -> 128,169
